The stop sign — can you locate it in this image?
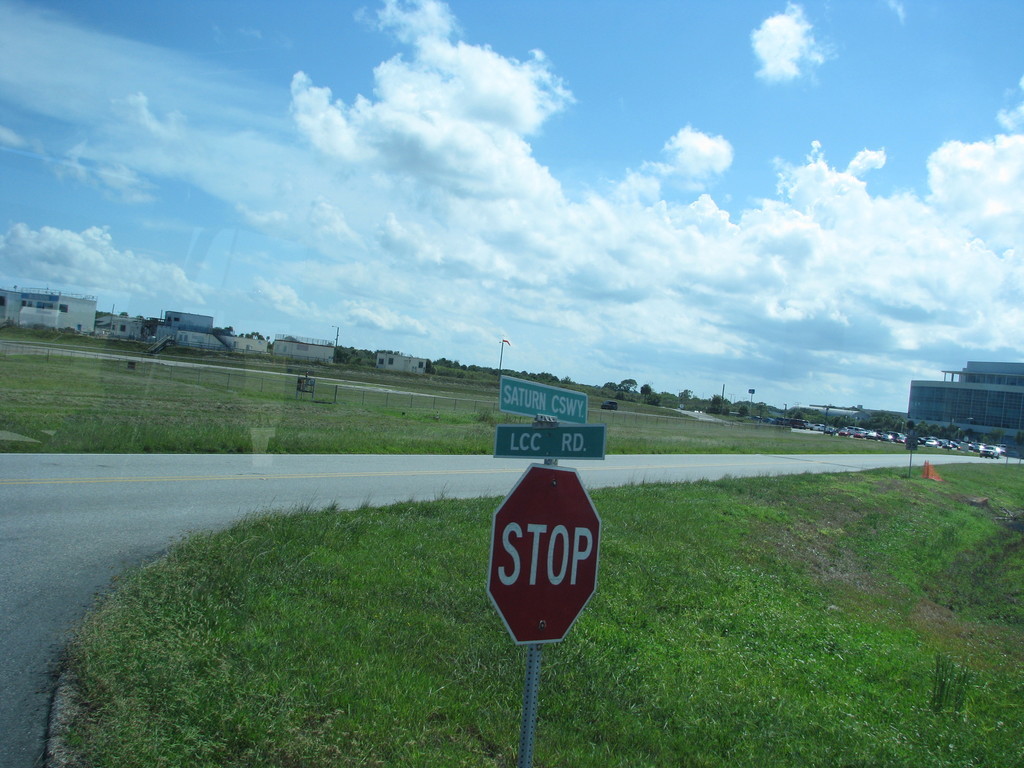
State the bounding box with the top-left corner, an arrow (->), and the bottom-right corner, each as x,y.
487,464 -> 601,644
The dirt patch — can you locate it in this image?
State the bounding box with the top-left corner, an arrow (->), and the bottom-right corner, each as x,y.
910,598 -> 959,634
768,500 -> 880,593
956,495 -> 1024,531
960,496 -> 991,509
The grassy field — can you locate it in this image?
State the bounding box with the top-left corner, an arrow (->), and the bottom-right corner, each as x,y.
63,464 -> 1024,767
0,347 -> 926,457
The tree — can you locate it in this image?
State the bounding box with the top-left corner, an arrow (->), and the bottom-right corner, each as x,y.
640,383 -> 653,396
618,379 -> 637,393
708,394 -> 726,414
658,391 -> 680,409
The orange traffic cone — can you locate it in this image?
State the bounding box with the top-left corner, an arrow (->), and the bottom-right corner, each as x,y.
922,461 -> 944,481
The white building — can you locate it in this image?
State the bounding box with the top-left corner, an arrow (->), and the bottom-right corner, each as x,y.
152,310 -> 245,352
0,287 -> 97,332
273,335 -> 334,363
228,336 -> 269,354
376,352 -> 428,374
95,313 -> 147,340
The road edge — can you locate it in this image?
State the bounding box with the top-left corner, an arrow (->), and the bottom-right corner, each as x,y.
46,670 -> 87,768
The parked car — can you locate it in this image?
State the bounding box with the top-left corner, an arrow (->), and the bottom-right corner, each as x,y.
979,444 -> 999,458
600,400 -> 618,410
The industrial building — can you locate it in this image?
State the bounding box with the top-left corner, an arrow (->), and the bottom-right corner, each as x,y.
0,286 -> 97,332
908,361 -> 1024,441
376,352 -> 428,374
95,313 -> 149,340
273,334 -> 334,364
147,310 -> 266,353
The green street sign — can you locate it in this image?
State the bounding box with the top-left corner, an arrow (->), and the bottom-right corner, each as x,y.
494,424 -> 607,460
499,375 -> 589,424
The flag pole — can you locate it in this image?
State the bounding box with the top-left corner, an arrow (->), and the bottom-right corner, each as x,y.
499,338 -> 510,377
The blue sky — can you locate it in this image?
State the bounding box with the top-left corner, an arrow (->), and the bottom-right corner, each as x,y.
2,0 -> 1023,412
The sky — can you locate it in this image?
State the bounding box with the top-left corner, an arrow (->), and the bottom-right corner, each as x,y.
1,0 -> 1023,412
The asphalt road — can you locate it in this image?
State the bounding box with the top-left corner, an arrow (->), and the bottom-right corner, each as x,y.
0,450 -> 986,767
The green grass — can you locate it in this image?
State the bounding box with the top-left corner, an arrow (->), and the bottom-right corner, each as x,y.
0,351 -> 927,457
65,465 -> 1024,767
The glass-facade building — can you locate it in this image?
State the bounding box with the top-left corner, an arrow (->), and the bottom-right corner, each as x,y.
908,362 -> 1024,442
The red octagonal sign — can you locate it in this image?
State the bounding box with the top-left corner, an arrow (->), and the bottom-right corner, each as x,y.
487,463 -> 601,644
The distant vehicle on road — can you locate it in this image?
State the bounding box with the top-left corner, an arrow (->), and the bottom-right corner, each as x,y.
600,400 -> 619,410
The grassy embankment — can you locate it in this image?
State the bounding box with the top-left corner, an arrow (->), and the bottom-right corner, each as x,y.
1,348 -> 929,457
64,464 -> 1024,767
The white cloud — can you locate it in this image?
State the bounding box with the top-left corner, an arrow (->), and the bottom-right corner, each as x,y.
54,144 -> 157,204
251,276 -> 320,318
112,92 -> 187,142
349,302 -> 429,335
846,148 -> 887,177
752,4 -> 828,83
621,126 -> 733,200
647,125 -> 733,183
0,223 -> 205,301
376,0 -> 458,46
290,7 -> 571,205
0,124 -> 26,148
886,0 -> 906,25
997,75 -> 1024,132
927,134 -> 1024,253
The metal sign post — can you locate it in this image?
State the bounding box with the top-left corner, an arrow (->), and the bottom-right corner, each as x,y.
906,427 -> 918,478
517,643 -> 543,768
488,462 -> 601,767
491,383 -> 605,767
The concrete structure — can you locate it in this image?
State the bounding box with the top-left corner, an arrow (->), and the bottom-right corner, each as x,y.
166,329 -> 229,350
0,287 -> 96,332
95,313 -> 148,340
908,361 -> 1024,442
157,310 -> 214,337
376,351 -> 428,374
228,336 -> 269,354
274,334 -> 334,363
152,310 -> 245,352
